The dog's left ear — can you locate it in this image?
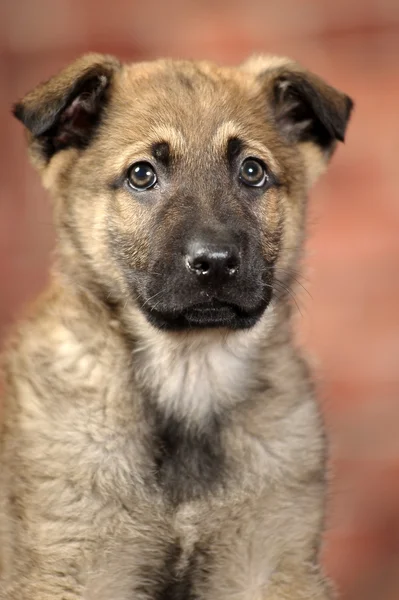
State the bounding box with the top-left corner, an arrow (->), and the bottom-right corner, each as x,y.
243,55 -> 353,183
13,53 -> 121,164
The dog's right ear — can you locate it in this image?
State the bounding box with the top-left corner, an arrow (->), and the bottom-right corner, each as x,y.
241,55 -> 353,187
13,53 -> 121,162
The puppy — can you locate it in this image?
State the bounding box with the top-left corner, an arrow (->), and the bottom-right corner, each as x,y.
0,53 -> 352,599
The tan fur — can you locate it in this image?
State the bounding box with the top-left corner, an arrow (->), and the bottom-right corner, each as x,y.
0,53 -> 352,599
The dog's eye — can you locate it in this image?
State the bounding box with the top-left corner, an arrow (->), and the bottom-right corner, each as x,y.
127,162 -> 157,190
239,158 -> 268,187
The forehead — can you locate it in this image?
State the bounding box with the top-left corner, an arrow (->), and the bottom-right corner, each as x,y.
116,60 -> 258,125
102,59 -> 280,172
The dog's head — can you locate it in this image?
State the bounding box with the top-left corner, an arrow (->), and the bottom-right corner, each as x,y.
14,54 -> 352,331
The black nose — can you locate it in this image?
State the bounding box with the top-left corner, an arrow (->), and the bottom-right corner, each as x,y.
185,240 -> 240,279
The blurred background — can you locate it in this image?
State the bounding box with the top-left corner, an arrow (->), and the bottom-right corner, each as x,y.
1,1 -> 399,598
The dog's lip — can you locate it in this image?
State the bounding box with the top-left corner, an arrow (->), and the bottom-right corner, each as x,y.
138,292 -> 270,318
182,300 -> 239,320
138,292 -> 272,330
158,298 -> 250,319
183,299 -> 235,312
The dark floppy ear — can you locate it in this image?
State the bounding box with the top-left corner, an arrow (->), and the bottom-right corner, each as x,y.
271,69 -> 353,148
243,55 -> 353,151
13,53 -> 121,160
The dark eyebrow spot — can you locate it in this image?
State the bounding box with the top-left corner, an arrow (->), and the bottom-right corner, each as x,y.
227,137 -> 243,162
152,141 -> 170,166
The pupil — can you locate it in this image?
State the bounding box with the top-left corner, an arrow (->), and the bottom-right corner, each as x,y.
135,166 -> 150,180
246,162 -> 260,179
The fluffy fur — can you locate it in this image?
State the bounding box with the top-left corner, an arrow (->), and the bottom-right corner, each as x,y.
0,53 -> 352,599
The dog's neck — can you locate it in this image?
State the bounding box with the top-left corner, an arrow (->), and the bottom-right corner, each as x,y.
130,303 -> 283,424
55,277 -> 292,425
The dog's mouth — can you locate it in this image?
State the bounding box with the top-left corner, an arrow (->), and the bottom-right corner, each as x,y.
138,295 -> 272,331
132,259 -> 275,331
183,299 -> 244,326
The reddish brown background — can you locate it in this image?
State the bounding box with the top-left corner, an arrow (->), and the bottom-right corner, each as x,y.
1,1 -> 399,598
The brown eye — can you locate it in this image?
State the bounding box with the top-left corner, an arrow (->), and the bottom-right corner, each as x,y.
127,162 -> 157,190
239,158 -> 267,187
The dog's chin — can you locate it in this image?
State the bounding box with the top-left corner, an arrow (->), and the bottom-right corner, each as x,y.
139,296 -> 272,331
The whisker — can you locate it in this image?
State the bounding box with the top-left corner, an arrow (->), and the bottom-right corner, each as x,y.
141,289 -> 166,308
285,275 -> 312,300
262,265 -> 312,286
274,280 -> 303,317
272,269 -> 312,300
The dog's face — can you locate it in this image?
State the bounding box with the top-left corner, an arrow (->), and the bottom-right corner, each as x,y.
14,54 -> 352,331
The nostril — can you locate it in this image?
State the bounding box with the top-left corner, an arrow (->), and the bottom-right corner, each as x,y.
190,257 -> 211,275
226,257 -> 239,275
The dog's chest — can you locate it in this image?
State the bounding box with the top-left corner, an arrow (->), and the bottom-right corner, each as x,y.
149,406 -> 225,504
140,333 -> 257,503
33,326 -> 275,596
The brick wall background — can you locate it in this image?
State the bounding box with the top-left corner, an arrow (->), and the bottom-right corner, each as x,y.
1,1 -> 399,598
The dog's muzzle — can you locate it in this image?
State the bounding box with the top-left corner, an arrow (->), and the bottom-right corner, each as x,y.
134,229 -> 273,331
